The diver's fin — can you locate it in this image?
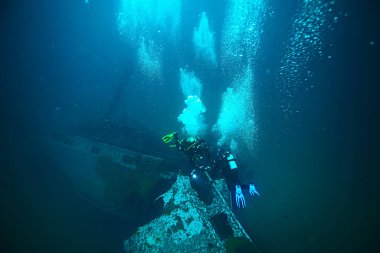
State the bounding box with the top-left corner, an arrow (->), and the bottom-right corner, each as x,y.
162,132 -> 176,144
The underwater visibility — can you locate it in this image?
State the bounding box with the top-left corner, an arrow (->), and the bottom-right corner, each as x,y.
1,0 -> 379,252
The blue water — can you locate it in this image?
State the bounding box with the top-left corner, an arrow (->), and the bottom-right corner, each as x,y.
1,0 -> 379,252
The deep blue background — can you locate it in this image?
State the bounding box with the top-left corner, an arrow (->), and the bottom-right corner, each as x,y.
1,0 -> 379,252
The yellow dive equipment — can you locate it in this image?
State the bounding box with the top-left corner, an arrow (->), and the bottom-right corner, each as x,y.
162,132 -> 177,144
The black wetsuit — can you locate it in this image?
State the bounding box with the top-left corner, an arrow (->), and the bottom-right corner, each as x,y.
174,134 -> 211,168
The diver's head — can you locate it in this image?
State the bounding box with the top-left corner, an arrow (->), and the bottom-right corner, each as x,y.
218,147 -> 229,156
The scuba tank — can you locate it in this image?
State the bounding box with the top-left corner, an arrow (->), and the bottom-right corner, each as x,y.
226,153 -> 237,170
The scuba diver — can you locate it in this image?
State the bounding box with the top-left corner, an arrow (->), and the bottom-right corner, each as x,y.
213,148 -> 260,208
162,132 -> 259,208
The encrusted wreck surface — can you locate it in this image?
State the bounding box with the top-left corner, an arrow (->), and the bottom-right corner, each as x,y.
124,175 -> 254,253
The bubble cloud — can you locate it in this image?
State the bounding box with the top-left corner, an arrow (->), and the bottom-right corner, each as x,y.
137,38 -> 163,81
178,69 -> 207,137
213,66 -> 257,152
193,12 -> 217,68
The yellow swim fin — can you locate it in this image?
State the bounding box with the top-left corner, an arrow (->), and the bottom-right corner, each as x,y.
162,132 -> 176,144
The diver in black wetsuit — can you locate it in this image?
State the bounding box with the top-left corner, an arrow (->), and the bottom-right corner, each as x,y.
162,132 -> 259,208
